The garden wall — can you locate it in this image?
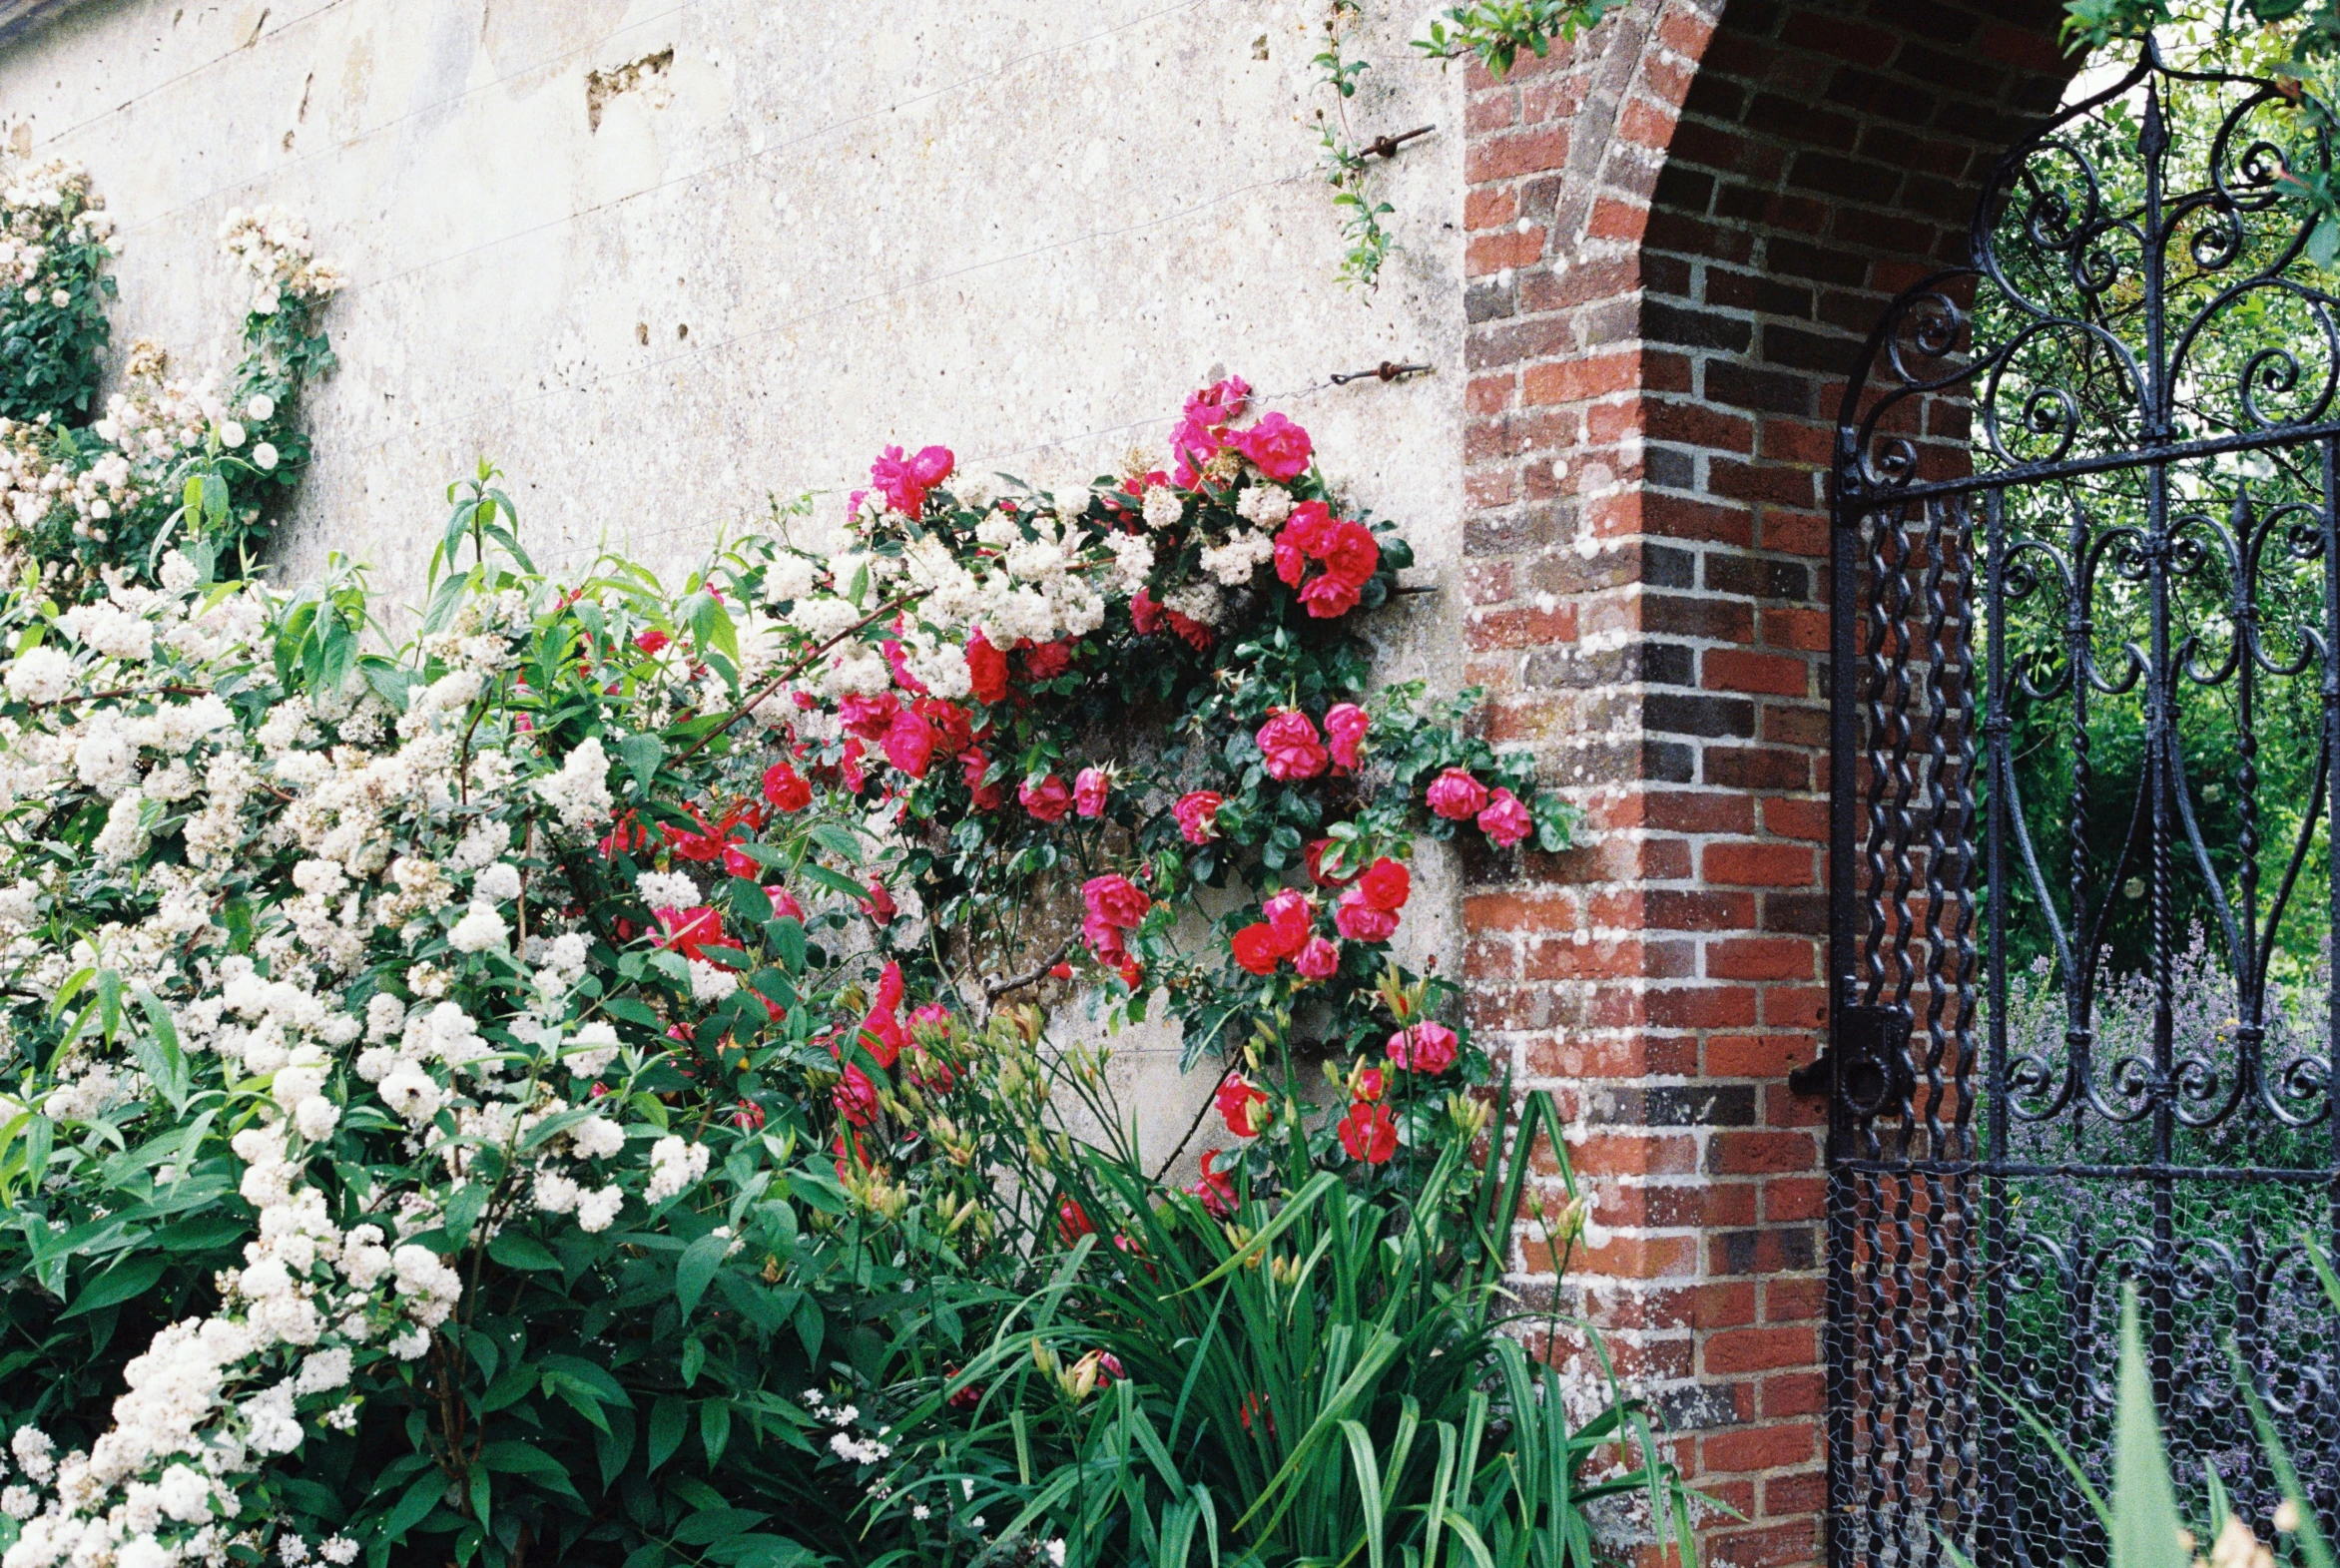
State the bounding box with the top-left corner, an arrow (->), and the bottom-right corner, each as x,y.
0,0 -> 1472,1168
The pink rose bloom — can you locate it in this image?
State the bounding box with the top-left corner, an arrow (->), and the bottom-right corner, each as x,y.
1173,790 -> 1223,844
1020,774 -> 1072,822
1257,710 -> 1329,782
1334,886 -> 1401,943
1294,936 -> 1340,979
1230,411 -> 1314,481
870,443 -> 953,514
880,709 -> 935,779
1074,767 -> 1110,818
1478,786 -> 1532,847
1262,889 -> 1314,955
1083,874 -> 1152,933
767,886 -> 806,922
1387,1021 -> 1460,1074
839,692 -> 901,741
1426,767 -> 1491,820
1324,703 -> 1369,771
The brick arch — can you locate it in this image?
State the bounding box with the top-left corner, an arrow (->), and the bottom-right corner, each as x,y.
1459,4 -> 2076,1564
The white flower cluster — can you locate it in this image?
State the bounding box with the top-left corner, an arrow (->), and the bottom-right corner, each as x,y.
0,563 -> 765,1567
0,153 -> 111,287
216,206 -> 341,317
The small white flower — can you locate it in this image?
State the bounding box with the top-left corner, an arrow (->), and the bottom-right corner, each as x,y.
253,441 -> 280,471
576,1185 -> 624,1232
248,393 -> 277,421
474,861 -> 522,903
447,900 -> 508,953
217,419 -> 246,448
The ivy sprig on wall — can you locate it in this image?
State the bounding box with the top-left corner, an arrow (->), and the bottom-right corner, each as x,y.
1313,3 -> 1400,290
1311,1 -> 1622,289
1413,0 -> 1626,79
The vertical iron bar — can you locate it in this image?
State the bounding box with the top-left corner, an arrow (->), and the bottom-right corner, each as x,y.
1984,488 -> 2012,1568
2322,437 -> 2340,1333
1827,467 -> 1864,1568
2139,73 -> 2179,1422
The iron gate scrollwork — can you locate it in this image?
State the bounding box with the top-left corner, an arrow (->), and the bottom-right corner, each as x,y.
1827,36 -> 2340,1568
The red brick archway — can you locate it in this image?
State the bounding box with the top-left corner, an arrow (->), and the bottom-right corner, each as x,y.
1459,3 -> 2075,1562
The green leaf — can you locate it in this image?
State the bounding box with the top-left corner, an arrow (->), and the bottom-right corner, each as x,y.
485,1231 -> 560,1272
442,1181 -> 488,1244
2312,217 -> 2340,272
701,1398 -> 733,1466
2112,1287 -> 2189,1568
807,822 -> 865,863
380,1471 -> 444,1543
476,1440 -> 584,1501
59,1254 -> 169,1319
676,1231 -> 728,1317
675,1509 -> 769,1547
616,732 -> 665,794
648,1395 -> 687,1471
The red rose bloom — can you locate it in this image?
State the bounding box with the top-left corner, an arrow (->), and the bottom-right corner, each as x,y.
839,692 -> 901,741
1074,767 -> 1109,818
1187,1149 -> 1238,1219
1478,786 -> 1533,847
1257,710 -> 1329,782
1358,857 -> 1411,912
1262,888 -> 1314,954
1338,1100 -> 1397,1164
1020,774 -> 1072,822
1023,640 -> 1073,681
1083,874 -> 1152,930
633,628 -> 672,656
870,443 -> 954,514
1334,887 -> 1401,943
1303,837 -> 1354,887
1426,768 -> 1491,820
1215,1074 -> 1270,1138
1324,703 -> 1369,771
915,698 -> 973,756
1387,1021 -> 1460,1074
1081,874 -> 1151,961
1056,1196 -> 1096,1244
833,1064 -> 880,1127
655,905 -> 726,961
880,709 -> 935,779
959,749 -> 1004,810
965,632 -> 1010,706
1274,502 -> 1381,620
1174,790 -> 1223,844
1229,411 -> 1314,481
1230,923 -> 1285,975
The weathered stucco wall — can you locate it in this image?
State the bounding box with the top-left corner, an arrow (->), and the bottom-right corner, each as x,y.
0,0 -> 1472,1164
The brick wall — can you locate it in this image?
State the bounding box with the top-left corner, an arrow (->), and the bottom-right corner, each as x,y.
1457,3 -> 2073,1563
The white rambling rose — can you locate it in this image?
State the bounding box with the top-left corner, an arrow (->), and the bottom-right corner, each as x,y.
576,1186 -> 624,1233
446,901 -> 507,954
3,644 -> 70,705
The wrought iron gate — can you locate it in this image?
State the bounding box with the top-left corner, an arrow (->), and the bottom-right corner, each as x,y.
1824,37 -> 2340,1568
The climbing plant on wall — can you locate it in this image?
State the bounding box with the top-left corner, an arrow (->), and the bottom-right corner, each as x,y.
0,145 -> 1705,1568
1311,0 -> 1622,287
0,159 -> 339,600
